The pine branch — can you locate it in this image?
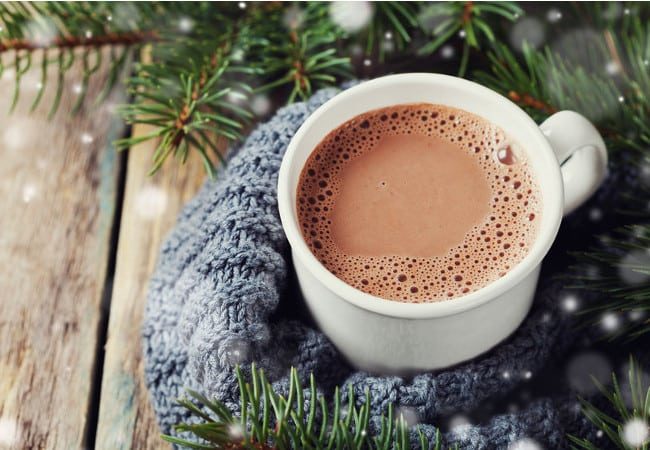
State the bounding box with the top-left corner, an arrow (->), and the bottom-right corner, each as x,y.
417,1 -> 522,76
165,364 -> 452,450
253,2 -> 352,104
356,2 -> 419,62
0,30 -> 158,51
115,2 -> 351,175
568,357 -> 650,450
568,224 -> 650,341
0,2 -> 158,115
474,12 -> 650,153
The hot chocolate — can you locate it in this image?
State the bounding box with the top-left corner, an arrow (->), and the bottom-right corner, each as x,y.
296,103 -> 541,302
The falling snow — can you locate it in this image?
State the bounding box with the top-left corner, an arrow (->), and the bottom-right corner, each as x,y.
618,250 -> 650,285
25,18 -> 58,47
22,184 -> 37,204
510,17 -> 545,51
561,294 -> 580,312
228,423 -> 244,440
566,352 -> 612,394
81,133 -> 94,144
601,312 -> 621,332
178,16 -> 195,33
588,207 -> 603,221
507,438 -> 543,450
606,60 -> 621,75
396,406 -> 418,427
621,418 -> 649,447
283,4 -> 305,30
251,95 -> 272,117
546,9 -> 563,23
0,418 -> 20,447
441,45 -> 455,59
448,414 -> 471,431
134,185 -> 168,220
329,1 -> 374,33
224,339 -> 250,365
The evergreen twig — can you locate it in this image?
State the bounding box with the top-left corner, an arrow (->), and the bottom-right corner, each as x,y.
164,364 -> 453,450
569,357 -> 650,450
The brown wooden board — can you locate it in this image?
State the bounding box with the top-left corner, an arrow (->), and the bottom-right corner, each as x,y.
0,50 -> 123,449
94,125 -> 205,449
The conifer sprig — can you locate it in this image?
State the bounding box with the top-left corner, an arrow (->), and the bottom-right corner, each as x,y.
475,14 -> 650,153
417,2 -> 522,76
568,357 -> 650,450
164,365 -> 449,450
570,225 -> 650,341
1,2 -> 518,176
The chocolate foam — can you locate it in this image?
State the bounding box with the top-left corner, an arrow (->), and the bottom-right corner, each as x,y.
296,103 -> 541,302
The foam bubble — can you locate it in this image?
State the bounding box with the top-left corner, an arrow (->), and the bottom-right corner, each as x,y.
297,104 -> 541,302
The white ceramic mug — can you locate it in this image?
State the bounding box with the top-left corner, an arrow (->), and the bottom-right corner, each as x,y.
277,74 -> 607,375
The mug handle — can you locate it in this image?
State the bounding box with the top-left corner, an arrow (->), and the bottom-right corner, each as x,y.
539,110 -> 608,215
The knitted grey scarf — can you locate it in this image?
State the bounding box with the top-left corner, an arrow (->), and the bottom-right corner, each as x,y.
143,86 -> 598,448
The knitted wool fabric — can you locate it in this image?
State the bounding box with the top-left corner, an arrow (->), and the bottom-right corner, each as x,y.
142,85 -> 598,448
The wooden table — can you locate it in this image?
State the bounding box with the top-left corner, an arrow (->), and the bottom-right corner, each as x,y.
0,53 -> 200,449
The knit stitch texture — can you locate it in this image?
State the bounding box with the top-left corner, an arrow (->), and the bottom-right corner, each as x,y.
142,85 -> 598,448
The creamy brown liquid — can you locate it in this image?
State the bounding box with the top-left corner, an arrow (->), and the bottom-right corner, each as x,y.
296,104 -> 541,302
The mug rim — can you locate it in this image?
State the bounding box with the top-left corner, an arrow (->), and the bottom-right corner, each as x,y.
278,73 -> 563,319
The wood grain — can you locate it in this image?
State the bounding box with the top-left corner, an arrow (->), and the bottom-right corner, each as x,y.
0,51 -> 123,449
94,126 -> 205,449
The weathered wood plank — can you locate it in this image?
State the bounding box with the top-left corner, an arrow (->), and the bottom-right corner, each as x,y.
0,51 -> 124,449
94,124 -> 206,449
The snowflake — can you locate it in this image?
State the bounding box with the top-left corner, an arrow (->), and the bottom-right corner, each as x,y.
81,133 -> 94,144
251,95 -> 272,117
621,418 -> 649,447
589,207 -> 603,221
448,414 -> 471,431
25,18 -> 58,47
178,17 -> 194,33
228,423 -> 244,440
507,438 -> 542,450
283,4 -> 305,30
601,312 -> 620,332
510,17 -> 545,51
0,418 -> 20,446
546,8 -> 563,23
441,45 -> 455,59
561,294 -> 579,312
629,310 -> 645,321
606,60 -> 621,75
618,250 -> 650,285
329,1 -> 374,33
566,352 -> 612,394
22,183 -> 37,204
396,406 -> 418,427
134,185 -> 168,220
